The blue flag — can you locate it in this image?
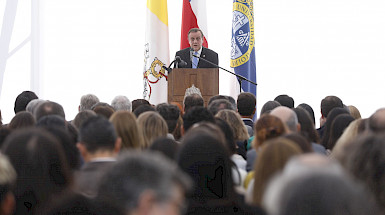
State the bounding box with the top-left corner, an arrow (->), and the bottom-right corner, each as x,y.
231,0 -> 256,96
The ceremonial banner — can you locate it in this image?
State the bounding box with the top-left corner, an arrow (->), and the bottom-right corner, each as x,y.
231,0 -> 256,96
143,0 -> 170,104
180,0 -> 208,49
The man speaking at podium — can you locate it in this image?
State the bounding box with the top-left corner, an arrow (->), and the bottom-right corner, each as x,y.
175,28 -> 218,68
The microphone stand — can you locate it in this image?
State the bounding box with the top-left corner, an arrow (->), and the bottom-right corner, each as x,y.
192,54 -> 257,93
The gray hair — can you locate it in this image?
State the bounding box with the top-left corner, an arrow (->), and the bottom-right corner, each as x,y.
80,94 -> 99,111
97,151 -> 192,213
111,95 -> 132,112
184,85 -> 202,101
26,99 -> 46,116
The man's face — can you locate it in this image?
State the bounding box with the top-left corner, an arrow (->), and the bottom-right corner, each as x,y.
188,31 -> 203,52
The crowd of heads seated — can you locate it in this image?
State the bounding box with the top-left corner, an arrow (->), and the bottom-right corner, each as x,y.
3,90 -> 385,215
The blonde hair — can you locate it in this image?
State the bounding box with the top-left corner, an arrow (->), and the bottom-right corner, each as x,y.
137,111 -> 168,148
216,109 -> 249,141
348,105 -> 361,120
110,111 -> 143,150
252,138 -> 302,205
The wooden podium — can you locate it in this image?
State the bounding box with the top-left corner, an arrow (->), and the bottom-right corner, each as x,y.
168,68 -> 219,106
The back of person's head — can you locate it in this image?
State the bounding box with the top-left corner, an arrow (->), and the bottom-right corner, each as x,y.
237,92 -> 256,117
260,100 -> 281,115
93,105 -> 115,119
131,99 -> 150,112
79,94 -> 99,111
156,103 -> 180,133
111,95 -> 132,112
0,127 -> 11,149
321,107 -> 350,147
0,154 -> 16,215
8,111 -> 35,130
182,106 -> 215,132
97,151 -> 191,214
368,108 -> 385,133
320,95 -> 344,118
283,133 -> 313,153
208,94 -> 227,106
149,137 -> 180,161
14,91 -> 38,114
348,105 -> 361,119
183,93 -> 204,113
293,107 -> 320,144
253,114 -> 287,148
133,104 -> 155,118
178,126 -> 234,201
336,134 -> 385,212
72,110 -> 97,129
214,118 -> 236,154
208,99 -> 233,116
332,118 -> 366,157
252,138 -> 302,205
137,111 -> 168,148
216,109 -> 249,141
274,94 -> 294,108
297,103 -> 316,126
2,128 -> 71,214
263,169 -> 379,215
79,116 -> 118,153
35,101 -> 66,121
36,115 -> 66,130
270,106 -> 299,133
26,99 -> 45,116
327,114 -> 355,150
110,111 -> 143,150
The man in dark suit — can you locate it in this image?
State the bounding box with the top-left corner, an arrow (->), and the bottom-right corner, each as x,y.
75,116 -> 121,197
175,28 -> 218,68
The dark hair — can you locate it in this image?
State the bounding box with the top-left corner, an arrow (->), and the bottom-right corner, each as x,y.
283,133 -> 313,153
293,108 -> 320,144
79,116 -> 117,153
133,104 -> 155,118
320,96 -> 343,118
0,127 -> 11,148
214,117 -> 236,154
131,99 -> 150,112
93,105 -> 115,119
149,137 -> 180,161
184,94 -> 204,114
14,91 -> 38,113
2,128 -> 71,214
90,102 -> 114,111
182,106 -> 215,132
297,103 -> 316,126
274,95 -> 294,108
36,115 -> 66,129
156,103 -> 180,133
208,99 -> 233,116
260,101 -> 281,115
188,28 -> 204,38
35,101 -> 66,121
72,110 -> 97,129
237,93 -> 256,116
321,107 -> 349,148
327,114 -> 354,150
8,111 -> 36,130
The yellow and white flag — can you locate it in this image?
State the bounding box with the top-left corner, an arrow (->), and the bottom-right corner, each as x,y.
143,0 -> 170,105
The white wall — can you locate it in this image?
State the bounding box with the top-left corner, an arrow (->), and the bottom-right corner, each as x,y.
1,0 -> 385,125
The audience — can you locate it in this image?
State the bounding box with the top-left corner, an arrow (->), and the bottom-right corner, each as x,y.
1,93 -> 384,214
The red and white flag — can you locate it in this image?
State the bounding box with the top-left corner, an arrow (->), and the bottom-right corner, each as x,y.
180,0 -> 208,49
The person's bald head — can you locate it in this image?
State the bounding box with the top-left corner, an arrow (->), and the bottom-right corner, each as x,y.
270,106 -> 299,133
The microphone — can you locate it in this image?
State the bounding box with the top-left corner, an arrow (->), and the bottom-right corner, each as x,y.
175,56 -> 187,67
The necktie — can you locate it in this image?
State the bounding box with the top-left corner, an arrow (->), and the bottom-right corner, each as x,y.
192,51 -> 199,68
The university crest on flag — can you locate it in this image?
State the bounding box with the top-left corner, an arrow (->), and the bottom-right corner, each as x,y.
231,0 -> 254,68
